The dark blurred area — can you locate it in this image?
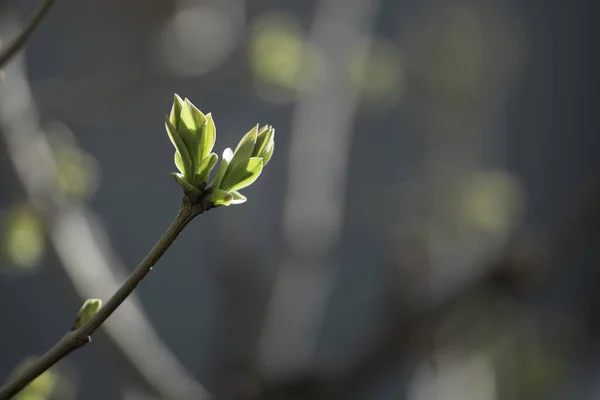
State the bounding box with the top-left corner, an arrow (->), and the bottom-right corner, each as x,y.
0,0 -> 599,399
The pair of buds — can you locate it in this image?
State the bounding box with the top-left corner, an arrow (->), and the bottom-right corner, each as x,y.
165,94 -> 274,206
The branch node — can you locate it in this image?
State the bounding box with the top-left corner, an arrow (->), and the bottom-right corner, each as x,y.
76,334 -> 92,346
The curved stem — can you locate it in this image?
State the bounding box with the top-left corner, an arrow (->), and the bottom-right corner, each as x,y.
0,0 -> 56,69
0,200 -> 208,400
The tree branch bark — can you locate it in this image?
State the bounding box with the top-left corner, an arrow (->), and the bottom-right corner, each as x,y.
0,199 -> 211,400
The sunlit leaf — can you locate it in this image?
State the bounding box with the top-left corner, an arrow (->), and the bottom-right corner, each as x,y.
185,98 -> 208,134
165,117 -> 192,177
198,113 -> 216,162
260,137 -> 274,166
169,94 -> 185,130
253,125 -> 273,158
178,100 -> 201,164
229,124 -> 258,171
211,148 -> 233,189
220,157 -> 263,192
174,151 -> 185,174
230,191 -> 247,205
193,153 -> 218,185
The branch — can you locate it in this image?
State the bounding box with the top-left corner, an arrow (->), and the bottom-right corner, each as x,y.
0,198 -> 211,400
0,0 -> 55,68
0,40 -> 211,398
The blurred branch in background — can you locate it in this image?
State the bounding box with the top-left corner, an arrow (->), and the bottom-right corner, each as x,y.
0,0 -> 54,69
240,171 -> 600,400
241,2 -> 596,398
0,0 -> 596,399
256,0 -> 381,379
399,1 -> 528,309
0,17 -> 209,400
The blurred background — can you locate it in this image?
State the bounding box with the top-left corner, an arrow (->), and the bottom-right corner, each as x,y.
0,0 -> 599,399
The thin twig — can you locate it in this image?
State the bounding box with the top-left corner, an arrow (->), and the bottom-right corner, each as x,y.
0,199 -> 210,400
0,0 -> 55,68
0,39 -> 211,398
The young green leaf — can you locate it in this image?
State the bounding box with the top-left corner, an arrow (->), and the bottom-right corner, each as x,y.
172,172 -> 196,191
209,188 -> 234,206
230,191 -> 247,204
174,151 -> 185,174
212,148 -> 233,189
165,117 -> 192,177
193,153 -> 218,185
177,100 -> 202,164
220,157 -> 263,192
261,139 -> 275,166
253,125 -> 273,158
186,98 -> 208,134
198,113 -> 216,162
228,124 -> 258,171
169,94 -> 184,130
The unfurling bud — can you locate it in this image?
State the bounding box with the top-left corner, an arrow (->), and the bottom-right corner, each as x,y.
166,94 -> 217,192
71,298 -> 102,331
164,94 -> 274,205
208,124 -> 275,206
